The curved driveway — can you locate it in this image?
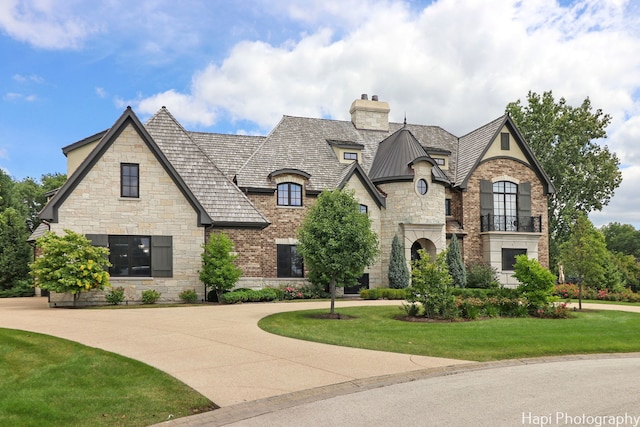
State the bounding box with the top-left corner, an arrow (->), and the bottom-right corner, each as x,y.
2,298 -> 639,426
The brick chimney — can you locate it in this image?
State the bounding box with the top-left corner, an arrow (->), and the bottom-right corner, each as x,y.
350,94 -> 390,131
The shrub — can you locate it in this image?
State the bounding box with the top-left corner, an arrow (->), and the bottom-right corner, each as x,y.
220,288 -> 282,304
554,283 -> 579,299
200,232 -> 242,302
513,255 -> 557,313
360,288 -> 407,300
141,289 -> 161,304
388,235 -> 410,289
401,302 -> 420,317
408,250 -> 457,320
466,261 -> 499,289
105,287 -> 125,305
446,234 -> 466,288
179,289 -> 198,304
0,280 -> 35,298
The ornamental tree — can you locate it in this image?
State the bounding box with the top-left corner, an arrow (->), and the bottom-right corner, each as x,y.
200,231 -> 242,302
559,214 -> 608,310
298,189 -> 379,314
408,250 -> 455,319
388,235 -> 410,289
30,229 -> 111,305
0,207 -> 32,290
513,254 -> 556,313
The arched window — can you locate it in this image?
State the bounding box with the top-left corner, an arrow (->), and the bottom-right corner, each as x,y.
277,183 -> 302,206
493,181 -> 517,231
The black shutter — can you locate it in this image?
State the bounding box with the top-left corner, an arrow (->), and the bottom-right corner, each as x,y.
86,234 -> 108,247
517,182 -> 532,218
151,236 -> 173,277
480,180 -> 493,217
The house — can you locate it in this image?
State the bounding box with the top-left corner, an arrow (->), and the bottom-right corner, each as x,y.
37,94 -> 554,305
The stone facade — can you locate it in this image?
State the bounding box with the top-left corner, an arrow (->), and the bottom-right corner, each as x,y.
48,124 -> 206,306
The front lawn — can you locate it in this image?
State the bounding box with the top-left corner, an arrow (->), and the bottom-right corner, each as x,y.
0,328 -> 215,427
259,306 -> 640,361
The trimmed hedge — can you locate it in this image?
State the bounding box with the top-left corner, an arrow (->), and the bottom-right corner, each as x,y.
359,288 -> 408,300
220,288 -> 282,304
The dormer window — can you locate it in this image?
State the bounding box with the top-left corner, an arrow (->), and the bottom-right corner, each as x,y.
277,183 -> 302,206
434,158 -> 445,166
344,152 -> 358,161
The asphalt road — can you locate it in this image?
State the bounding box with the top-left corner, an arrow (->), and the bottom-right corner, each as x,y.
222,356 -> 640,427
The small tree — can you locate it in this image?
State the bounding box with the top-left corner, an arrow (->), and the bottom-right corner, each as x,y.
513,254 -> 556,313
30,230 -> 111,305
408,250 -> 456,319
200,232 -> 242,302
388,235 -> 410,289
298,189 -> 379,315
445,234 -> 466,288
559,214 -> 608,310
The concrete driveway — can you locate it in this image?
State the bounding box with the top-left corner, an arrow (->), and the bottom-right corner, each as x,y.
0,297 -> 469,406
2,298 -> 639,426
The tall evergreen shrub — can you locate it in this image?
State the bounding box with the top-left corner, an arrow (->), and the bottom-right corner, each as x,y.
388,235 -> 410,289
446,234 -> 466,288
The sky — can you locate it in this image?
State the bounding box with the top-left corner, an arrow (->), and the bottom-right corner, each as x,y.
1,0 -> 639,228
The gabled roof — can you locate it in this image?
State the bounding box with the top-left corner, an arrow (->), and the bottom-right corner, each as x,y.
335,162 -> 386,208
189,131 -> 265,178
61,129 -> 108,156
40,107 -> 213,226
145,108 -> 270,228
456,114 -> 555,194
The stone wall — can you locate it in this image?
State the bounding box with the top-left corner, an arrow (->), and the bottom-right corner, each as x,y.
462,157 -> 550,272
49,123 -> 206,306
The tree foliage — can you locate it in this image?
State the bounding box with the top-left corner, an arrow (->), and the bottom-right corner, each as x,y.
388,235 -> 409,289
298,189 -> 379,314
506,91 -> 621,265
559,214 -> 608,309
445,234 -> 466,288
0,208 -> 32,290
513,255 -> 556,313
601,222 -> 640,260
408,250 -> 456,319
199,232 -> 242,302
30,230 -> 111,303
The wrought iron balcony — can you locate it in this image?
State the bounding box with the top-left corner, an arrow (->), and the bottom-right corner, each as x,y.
480,214 -> 542,233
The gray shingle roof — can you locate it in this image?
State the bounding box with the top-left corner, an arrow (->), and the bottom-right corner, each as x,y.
234,116 -> 459,193
188,132 -> 265,178
145,108 -> 269,227
456,115 -> 506,188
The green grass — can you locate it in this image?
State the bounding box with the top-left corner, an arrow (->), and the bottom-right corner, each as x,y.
0,328 -> 215,427
259,306 -> 640,362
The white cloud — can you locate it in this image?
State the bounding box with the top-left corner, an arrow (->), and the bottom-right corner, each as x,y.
13,73 -> 43,84
95,87 -> 107,98
0,0 -> 98,49
3,92 -> 36,102
0,147 -> 8,159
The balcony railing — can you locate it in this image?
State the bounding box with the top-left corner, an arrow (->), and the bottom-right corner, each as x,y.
480,214 -> 542,233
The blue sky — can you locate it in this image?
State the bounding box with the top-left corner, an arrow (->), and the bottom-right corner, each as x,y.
1,0 -> 639,227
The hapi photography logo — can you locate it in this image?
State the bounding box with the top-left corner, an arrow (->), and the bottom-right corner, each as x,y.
522,412 -> 640,427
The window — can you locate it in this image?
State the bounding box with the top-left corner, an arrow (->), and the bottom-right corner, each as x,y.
86,234 -> 172,278
277,183 -> 302,206
277,244 -> 303,278
359,204 -> 368,214
417,179 -> 428,195
109,236 -> 151,277
121,163 -> 139,198
445,199 -> 451,216
493,181 -> 518,231
434,157 -> 446,166
500,132 -> 510,150
344,152 -> 358,161
502,248 -> 527,271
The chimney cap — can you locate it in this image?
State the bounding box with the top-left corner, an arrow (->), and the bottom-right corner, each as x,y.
361,93 -> 368,100
372,95 -> 379,101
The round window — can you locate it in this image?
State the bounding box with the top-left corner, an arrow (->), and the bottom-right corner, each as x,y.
417,179 -> 428,195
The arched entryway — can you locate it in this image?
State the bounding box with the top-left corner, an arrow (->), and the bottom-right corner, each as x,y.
410,238 -> 436,261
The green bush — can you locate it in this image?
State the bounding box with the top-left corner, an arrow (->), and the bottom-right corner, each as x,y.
408,251 -> 457,320
359,288 -> 407,300
466,261 -> 499,289
0,280 -> 35,298
179,289 -> 198,303
513,255 -> 557,313
105,286 -> 125,305
141,289 -> 161,304
220,288 -> 282,304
